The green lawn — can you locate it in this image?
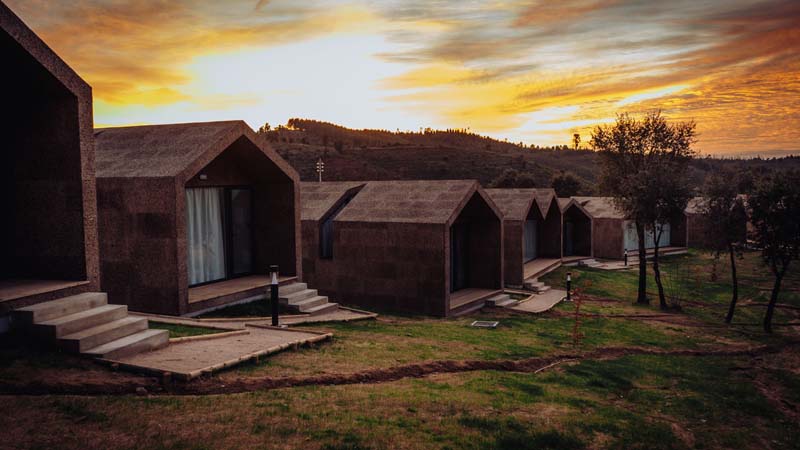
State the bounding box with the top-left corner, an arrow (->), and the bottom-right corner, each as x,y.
148,321 -> 226,338
0,250 -> 798,449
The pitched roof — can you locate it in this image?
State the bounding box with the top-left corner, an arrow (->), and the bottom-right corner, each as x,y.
1,2 -> 91,99
557,198 -> 572,211
94,121 -> 285,179
300,182 -> 366,221
334,180 -> 484,224
485,189 -> 535,220
485,188 -> 557,221
571,197 -> 626,219
533,188 -> 557,217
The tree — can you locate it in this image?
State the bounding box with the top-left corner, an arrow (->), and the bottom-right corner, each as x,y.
257,122 -> 271,134
572,133 -> 581,150
592,111 -> 697,306
748,170 -> 800,333
701,170 -> 748,323
551,171 -> 583,197
489,168 -> 536,188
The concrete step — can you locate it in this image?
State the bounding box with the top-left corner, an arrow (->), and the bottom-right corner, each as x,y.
59,316 -> 148,353
485,294 -> 511,306
280,288 -> 318,304
495,298 -> 519,308
36,304 -> 128,339
293,295 -> 329,312
84,329 -> 169,360
303,302 -> 339,316
12,292 -> 108,326
278,282 -> 307,296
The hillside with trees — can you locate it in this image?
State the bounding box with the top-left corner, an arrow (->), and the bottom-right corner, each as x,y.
260,118 -> 800,195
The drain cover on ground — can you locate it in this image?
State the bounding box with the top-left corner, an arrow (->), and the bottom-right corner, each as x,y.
471,320 -> 499,328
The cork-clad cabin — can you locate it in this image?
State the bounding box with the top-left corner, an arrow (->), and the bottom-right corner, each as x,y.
0,2 -> 100,318
94,121 -> 301,316
303,180 -> 504,317
568,197 -> 688,260
486,188 -> 562,288
300,182 -> 366,297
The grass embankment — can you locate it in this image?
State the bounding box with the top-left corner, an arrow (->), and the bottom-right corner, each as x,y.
0,250 -> 798,449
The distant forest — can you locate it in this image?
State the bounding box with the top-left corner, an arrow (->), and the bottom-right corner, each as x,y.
259,118 -> 800,196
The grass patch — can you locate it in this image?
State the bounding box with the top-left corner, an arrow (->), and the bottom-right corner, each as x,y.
197,300 -> 293,318
148,322 -> 224,338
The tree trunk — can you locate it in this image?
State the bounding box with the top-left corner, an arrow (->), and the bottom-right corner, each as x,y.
636,222 -> 648,304
724,244 -> 738,324
652,240 -> 667,309
764,270 -> 785,333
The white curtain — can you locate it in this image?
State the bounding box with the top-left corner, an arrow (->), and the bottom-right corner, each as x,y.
186,188 -> 226,285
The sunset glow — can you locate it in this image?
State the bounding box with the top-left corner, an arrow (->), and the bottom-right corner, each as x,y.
10,0 -> 799,154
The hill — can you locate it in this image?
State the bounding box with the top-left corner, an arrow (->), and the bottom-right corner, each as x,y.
262,119 -> 800,195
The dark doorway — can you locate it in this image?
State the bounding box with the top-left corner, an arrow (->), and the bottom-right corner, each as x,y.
450,222 -> 470,292
562,205 -> 592,256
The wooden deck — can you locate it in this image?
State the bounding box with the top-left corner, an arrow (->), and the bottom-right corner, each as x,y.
188,275 -> 297,304
523,258 -> 562,281
0,279 -> 90,302
449,288 -> 499,310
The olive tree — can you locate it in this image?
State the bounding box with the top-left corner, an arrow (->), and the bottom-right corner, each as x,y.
592,111 -> 696,306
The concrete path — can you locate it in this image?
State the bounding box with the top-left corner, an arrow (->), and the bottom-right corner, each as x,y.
131,306 -> 376,330
510,289 -> 566,314
110,325 -> 331,380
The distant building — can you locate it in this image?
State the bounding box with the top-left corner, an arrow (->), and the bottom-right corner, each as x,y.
562,197 -> 688,260
485,188 -> 562,288
300,180 -> 504,316
1,2 -> 100,318
94,121 -> 301,315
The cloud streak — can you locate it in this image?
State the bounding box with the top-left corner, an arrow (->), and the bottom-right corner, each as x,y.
7,0 -> 799,153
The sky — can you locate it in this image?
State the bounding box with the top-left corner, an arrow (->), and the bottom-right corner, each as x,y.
9,0 -> 800,155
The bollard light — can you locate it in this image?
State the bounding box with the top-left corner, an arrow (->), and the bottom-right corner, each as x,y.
624,249 -> 628,267
566,272 -> 572,302
269,265 -> 280,326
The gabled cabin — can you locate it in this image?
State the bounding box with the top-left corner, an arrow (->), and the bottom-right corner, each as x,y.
566,197 -> 687,260
301,180 -> 504,317
559,198 -> 593,259
94,121 -> 300,315
0,2 -> 100,319
486,188 -> 562,287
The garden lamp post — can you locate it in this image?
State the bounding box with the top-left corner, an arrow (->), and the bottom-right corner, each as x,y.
566,272 -> 572,302
269,265 -> 279,326
624,249 -> 628,267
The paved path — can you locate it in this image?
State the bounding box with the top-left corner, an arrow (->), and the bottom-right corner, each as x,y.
112,325 -> 330,380
510,289 -> 566,314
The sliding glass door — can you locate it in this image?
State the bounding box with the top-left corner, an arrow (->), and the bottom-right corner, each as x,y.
186,187 -> 254,286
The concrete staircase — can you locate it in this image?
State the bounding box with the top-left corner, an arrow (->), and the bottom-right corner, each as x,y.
523,278 -> 552,293
12,292 -> 168,359
485,293 -> 519,308
278,283 -> 338,315
577,259 -> 606,269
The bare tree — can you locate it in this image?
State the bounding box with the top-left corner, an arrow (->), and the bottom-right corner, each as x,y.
701,170 -> 748,323
592,111 -> 697,306
748,170 -> 800,333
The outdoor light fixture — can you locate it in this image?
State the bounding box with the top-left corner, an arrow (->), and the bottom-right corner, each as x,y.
269,265 -> 279,326
315,158 -> 325,182
566,272 -> 572,302
199,173 -> 208,180
624,249 -> 628,266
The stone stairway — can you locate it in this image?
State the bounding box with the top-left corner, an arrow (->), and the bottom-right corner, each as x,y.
12,292 -> 168,360
278,283 -> 338,315
577,258 -> 606,268
485,293 -> 519,308
523,278 -> 552,293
